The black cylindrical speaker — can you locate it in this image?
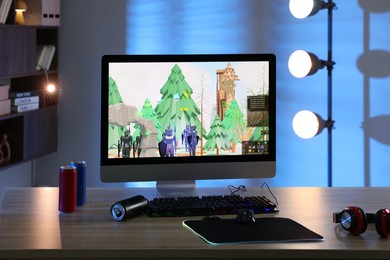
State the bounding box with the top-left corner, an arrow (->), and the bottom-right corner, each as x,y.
110,195 -> 148,221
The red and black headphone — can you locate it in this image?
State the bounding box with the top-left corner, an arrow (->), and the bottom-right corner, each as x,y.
333,206 -> 390,238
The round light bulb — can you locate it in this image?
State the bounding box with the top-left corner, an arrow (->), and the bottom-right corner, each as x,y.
292,110 -> 320,139
288,50 -> 313,78
46,83 -> 56,93
289,0 -> 316,19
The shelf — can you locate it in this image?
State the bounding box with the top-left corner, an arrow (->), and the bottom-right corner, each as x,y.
0,116 -> 23,168
0,26 -> 58,78
23,105 -> 58,159
0,7 -> 59,170
0,24 -> 59,29
0,106 -> 57,170
0,26 -> 36,77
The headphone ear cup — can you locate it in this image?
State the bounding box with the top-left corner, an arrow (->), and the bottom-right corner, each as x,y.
375,209 -> 390,238
344,206 -> 368,235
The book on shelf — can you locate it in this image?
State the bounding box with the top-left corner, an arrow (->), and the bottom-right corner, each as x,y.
11,95 -> 40,106
0,84 -> 9,101
0,99 -> 10,116
9,90 -> 40,99
11,102 -> 39,113
36,45 -> 56,71
9,90 -> 40,113
0,0 -> 12,24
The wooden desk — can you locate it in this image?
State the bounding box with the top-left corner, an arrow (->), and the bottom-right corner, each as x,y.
0,187 -> 389,259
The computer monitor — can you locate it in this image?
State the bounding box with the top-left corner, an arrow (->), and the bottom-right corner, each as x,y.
100,54 -> 276,197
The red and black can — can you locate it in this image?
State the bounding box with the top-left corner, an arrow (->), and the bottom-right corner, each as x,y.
58,165 -> 77,213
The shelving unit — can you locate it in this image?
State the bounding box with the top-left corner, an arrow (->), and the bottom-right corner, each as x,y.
0,0 -> 59,170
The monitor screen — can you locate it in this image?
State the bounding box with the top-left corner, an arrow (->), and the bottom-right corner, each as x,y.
101,54 -> 276,196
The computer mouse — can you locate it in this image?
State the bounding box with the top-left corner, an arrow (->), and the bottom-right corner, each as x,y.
235,209 -> 256,224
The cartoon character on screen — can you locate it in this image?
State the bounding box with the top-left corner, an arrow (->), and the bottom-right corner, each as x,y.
117,140 -> 121,158
158,125 -> 175,157
120,129 -> 132,158
187,125 -> 199,156
181,125 -> 190,152
133,135 -> 142,158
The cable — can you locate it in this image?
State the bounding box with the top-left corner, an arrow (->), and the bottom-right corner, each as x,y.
228,184 -> 247,195
227,182 -> 279,208
260,181 -> 279,206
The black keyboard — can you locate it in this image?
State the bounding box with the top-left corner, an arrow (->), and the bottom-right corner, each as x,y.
146,195 -> 278,217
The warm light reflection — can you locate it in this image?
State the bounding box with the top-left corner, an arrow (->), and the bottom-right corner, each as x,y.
28,188 -> 62,248
292,110 -> 322,139
15,10 -> 26,25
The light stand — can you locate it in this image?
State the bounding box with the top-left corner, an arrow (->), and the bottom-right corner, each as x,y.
326,0 -> 335,187
289,0 -> 336,187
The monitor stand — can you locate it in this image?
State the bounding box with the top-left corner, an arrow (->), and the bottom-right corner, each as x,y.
156,180 -> 206,198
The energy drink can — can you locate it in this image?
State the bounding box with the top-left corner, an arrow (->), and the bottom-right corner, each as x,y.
70,160 -> 87,206
58,165 -> 77,213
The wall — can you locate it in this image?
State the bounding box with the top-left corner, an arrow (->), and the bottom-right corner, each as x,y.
31,0 -> 127,187
2,0 -> 389,192
0,162 -> 32,202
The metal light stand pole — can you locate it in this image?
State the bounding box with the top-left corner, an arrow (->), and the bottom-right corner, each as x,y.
325,0 -> 336,187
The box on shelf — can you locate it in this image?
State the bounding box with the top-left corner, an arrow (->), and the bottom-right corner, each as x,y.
0,84 -> 9,101
0,99 -> 10,116
0,85 -> 10,116
24,0 -> 60,26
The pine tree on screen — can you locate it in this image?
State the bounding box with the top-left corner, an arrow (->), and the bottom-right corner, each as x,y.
108,77 -> 124,155
222,99 -> 245,152
134,98 -> 162,141
204,115 -> 231,155
154,64 -> 202,140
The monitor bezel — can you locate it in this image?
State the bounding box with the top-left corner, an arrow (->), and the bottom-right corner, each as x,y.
100,53 -> 276,183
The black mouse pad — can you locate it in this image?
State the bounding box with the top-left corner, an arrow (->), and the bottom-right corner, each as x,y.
183,217 -> 324,245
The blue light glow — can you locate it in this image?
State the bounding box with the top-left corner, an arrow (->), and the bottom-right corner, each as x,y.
125,0 -> 390,187
126,0 -> 247,54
